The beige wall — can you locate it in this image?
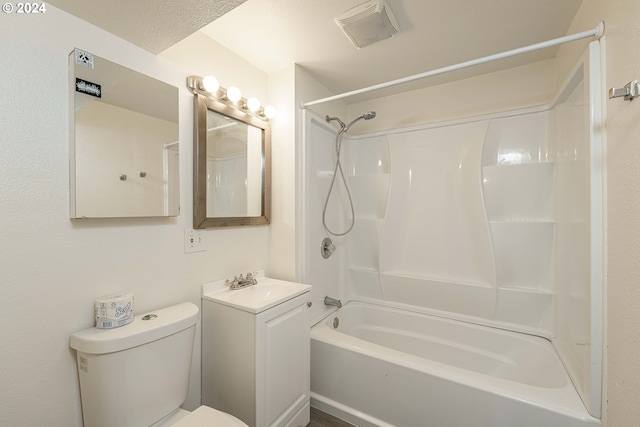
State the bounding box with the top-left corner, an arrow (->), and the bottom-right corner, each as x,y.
160,31 -> 268,103
2,2 -> 634,425
556,2 -> 640,426
163,34 -> 300,282
346,59 -> 556,133
0,6 -> 273,425
268,64 -> 298,280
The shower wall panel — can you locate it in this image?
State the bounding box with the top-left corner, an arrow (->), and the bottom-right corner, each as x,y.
302,116 -> 349,323
553,51 -> 603,416
365,112 -> 557,333
378,122 -> 497,319
481,112 -> 556,332
344,136 -> 389,301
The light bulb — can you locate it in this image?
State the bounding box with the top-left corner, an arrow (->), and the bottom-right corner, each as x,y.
264,105 -> 277,119
202,75 -> 219,93
246,97 -> 261,112
226,86 -> 242,103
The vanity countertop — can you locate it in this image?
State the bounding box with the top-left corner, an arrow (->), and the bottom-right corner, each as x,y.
202,275 -> 311,314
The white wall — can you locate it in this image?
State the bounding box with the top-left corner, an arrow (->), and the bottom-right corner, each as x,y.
0,7 -> 271,425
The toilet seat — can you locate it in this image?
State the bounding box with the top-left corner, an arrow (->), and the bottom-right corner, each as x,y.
170,405 -> 249,427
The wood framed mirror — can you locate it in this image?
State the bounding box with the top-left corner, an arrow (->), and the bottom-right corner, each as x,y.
189,77 -> 271,228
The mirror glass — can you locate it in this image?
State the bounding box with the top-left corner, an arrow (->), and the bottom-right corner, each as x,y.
206,110 -> 263,217
69,49 -> 180,218
193,93 -> 270,228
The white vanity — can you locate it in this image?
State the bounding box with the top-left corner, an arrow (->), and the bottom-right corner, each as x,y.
201,275 -> 312,427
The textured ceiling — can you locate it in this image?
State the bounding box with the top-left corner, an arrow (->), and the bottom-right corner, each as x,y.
47,0 -> 247,53
200,0 -> 584,102
50,0 -> 585,103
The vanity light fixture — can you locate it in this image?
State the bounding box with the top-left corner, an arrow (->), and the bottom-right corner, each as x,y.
264,105 -> 277,119
226,86 -> 242,103
246,97 -> 261,113
186,75 -> 275,121
201,75 -> 219,93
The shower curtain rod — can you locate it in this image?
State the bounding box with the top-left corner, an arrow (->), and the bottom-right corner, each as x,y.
301,22 -> 604,108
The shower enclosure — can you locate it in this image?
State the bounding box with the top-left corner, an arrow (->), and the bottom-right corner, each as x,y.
298,40 -> 603,425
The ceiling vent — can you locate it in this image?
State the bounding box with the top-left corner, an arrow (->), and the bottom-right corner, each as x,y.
336,0 -> 400,49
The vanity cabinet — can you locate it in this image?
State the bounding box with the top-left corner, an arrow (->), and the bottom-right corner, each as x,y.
202,280 -> 311,427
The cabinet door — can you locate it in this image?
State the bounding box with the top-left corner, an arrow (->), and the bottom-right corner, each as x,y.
259,299 -> 310,427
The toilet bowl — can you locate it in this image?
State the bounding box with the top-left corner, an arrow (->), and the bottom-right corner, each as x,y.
70,302 -> 247,427
153,406 -> 248,427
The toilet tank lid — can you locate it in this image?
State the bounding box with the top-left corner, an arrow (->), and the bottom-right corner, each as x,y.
70,302 -> 199,355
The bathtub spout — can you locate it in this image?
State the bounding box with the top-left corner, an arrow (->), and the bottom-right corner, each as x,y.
324,296 -> 342,309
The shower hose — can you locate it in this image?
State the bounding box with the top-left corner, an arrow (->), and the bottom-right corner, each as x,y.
322,127 -> 355,236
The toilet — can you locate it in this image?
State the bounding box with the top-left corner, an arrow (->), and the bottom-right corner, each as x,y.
70,302 -> 247,427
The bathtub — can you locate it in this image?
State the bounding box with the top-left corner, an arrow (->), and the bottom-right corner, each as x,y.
310,301 -> 600,427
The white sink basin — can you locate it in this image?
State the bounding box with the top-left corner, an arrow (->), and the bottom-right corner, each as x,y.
202,277 -> 311,313
228,282 -> 293,303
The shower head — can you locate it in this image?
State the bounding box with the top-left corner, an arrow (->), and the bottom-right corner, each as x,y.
326,111 -> 377,133
344,111 -> 377,131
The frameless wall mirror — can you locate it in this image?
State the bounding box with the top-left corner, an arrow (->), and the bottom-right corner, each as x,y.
188,76 -> 271,228
69,49 -> 180,218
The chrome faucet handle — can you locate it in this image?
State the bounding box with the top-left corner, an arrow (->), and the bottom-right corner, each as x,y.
225,276 -> 240,287
246,272 -> 258,285
226,272 -> 259,289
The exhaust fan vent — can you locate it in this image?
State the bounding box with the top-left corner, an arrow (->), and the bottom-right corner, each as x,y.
336,0 -> 400,49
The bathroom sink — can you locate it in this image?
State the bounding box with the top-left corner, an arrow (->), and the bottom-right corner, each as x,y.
228,283 -> 292,304
202,276 -> 311,313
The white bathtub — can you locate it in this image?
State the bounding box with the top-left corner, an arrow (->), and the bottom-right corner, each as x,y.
310,301 -> 600,427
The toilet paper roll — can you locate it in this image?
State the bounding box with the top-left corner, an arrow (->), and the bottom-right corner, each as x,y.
95,293 -> 134,329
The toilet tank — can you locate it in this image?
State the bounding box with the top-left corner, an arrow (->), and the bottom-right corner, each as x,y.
70,302 -> 199,427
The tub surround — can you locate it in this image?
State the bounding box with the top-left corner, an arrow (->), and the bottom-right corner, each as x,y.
301,41 -> 602,424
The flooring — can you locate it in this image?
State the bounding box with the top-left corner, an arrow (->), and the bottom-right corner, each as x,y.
308,407 -> 356,427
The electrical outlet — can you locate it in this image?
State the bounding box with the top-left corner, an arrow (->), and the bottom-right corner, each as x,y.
184,229 -> 206,253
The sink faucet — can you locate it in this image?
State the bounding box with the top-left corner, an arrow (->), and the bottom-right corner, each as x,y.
226,272 -> 258,290
324,296 -> 342,309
